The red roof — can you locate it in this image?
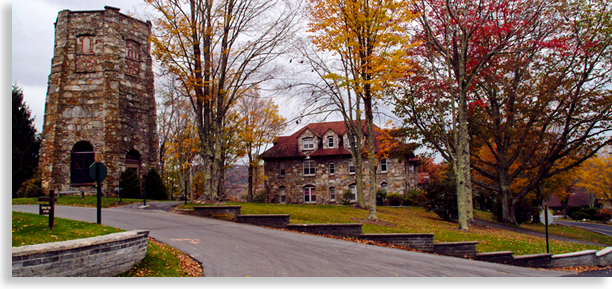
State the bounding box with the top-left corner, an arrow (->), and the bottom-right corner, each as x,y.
543,187 -> 591,208
261,120 -> 382,159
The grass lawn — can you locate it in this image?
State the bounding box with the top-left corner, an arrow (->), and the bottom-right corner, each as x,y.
179,202 -> 611,255
12,212 -> 198,277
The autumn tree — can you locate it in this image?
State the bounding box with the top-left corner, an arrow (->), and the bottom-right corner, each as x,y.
307,0 -> 416,219
576,152 -> 612,207
237,90 -> 286,202
394,0 -> 612,226
146,0 -> 300,201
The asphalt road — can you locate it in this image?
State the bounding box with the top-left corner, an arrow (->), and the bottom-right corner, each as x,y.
555,220 -> 612,238
12,204 -> 567,277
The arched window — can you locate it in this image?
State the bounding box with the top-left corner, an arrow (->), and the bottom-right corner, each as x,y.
71,141 -> 95,184
381,182 -> 388,192
126,149 -> 141,176
304,185 -> 316,203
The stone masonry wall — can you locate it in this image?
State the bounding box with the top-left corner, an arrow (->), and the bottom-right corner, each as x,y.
264,155 -> 416,205
12,230 -> 148,277
39,6 -> 157,196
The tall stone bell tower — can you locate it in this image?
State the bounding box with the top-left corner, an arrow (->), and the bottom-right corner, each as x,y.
39,6 -> 158,195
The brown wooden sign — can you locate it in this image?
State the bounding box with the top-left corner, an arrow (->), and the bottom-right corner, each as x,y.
38,190 -> 57,229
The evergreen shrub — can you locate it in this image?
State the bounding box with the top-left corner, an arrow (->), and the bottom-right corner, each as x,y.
120,169 -> 141,199
145,168 -> 168,200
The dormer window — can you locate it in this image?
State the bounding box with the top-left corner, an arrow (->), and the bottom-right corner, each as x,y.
303,137 -> 314,150
328,136 -> 334,148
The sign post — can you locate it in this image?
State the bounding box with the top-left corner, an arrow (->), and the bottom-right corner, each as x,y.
38,190 -> 57,229
89,162 -> 107,224
540,206 -> 553,254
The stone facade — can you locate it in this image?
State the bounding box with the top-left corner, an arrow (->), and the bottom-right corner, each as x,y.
261,121 -> 419,205
39,6 -> 157,195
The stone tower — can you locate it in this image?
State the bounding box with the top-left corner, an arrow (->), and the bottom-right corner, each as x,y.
39,6 -> 158,195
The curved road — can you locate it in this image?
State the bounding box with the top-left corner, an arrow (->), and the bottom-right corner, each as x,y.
555,220 -> 612,238
12,204 -> 566,277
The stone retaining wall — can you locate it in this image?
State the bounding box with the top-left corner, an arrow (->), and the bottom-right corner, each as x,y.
184,205 -> 612,269
286,223 -> 363,238
359,233 -> 434,252
12,230 -> 148,277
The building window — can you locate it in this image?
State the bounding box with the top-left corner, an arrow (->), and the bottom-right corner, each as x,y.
348,159 -> 355,174
328,136 -> 334,148
304,186 -> 316,203
71,141 -> 95,184
279,162 -> 286,176
126,40 -> 140,76
303,160 -> 315,176
329,187 -> 336,201
380,158 -> 388,173
329,162 -> 335,174
126,149 -> 141,177
381,182 -> 388,193
349,184 -> 356,201
303,137 -> 314,150
279,186 -> 286,203
76,35 -> 95,72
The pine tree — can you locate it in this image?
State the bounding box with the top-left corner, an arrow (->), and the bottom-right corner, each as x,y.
12,85 -> 40,197
145,168 -> 168,200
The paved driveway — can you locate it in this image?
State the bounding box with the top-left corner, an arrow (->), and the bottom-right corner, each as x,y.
12,204 -> 567,277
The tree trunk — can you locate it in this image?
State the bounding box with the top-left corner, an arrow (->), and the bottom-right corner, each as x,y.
455,90 -> 472,230
247,151 -> 254,202
364,99 -> 377,220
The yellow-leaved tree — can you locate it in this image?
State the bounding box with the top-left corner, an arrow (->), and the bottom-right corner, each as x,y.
307,0 -> 416,220
576,153 -> 612,208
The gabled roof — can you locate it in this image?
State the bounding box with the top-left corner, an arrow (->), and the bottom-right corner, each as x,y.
261,120 -> 383,159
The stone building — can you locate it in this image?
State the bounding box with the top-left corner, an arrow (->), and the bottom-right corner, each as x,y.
260,121 -> 419,204
39,6 -> 157,195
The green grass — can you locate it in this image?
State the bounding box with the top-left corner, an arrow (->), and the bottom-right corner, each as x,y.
12,196 -> 147,208
179,202 -> 610,255
12,211 -> 123,247
12,211 -> 197,277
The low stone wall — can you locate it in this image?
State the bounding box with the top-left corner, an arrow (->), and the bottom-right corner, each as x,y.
181,205 -> 612,269
237,214 -> 290,228
359,233 -> 434,252
286,223 -> 363,238
192,206 -> 242,220
12,230 -> 149,277
433,241 -> 479,258
474,248 -> 612,268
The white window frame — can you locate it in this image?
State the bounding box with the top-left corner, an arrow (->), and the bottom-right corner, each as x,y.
329,187 -> 336,201
303,160 -> 315,176
349,184 -> 356,201
279,162 -> 286,176
303,137 -> 314,150
329,162 -> 335,175
380,158 -> 388,173
328,136 -> 334,148
304,186 -> 316,203
279,187 -> 286,203
348,159 -> 355,174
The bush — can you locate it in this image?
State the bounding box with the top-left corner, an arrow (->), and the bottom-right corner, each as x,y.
16,168 -> 43,198
144,168 -> 168,200
253,189 -> 267,203
567,206 -> 583,218
120,169 -> 142,199
491,196 -> 537,224
571,207 -> 600,220
403,189 -> 421,206
341,190 -> 352,205
376,190 -> 387,202
595,209 -> 612,223
423,178 -> 458,222
386,193 -> 404,206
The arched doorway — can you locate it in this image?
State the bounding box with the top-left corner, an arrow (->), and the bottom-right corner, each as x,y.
126,149 -> 141,176
71,141 -> 95,184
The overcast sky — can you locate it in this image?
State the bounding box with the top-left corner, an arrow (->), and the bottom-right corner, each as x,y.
9,0 -> 431,160
12,0 -> 151,132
